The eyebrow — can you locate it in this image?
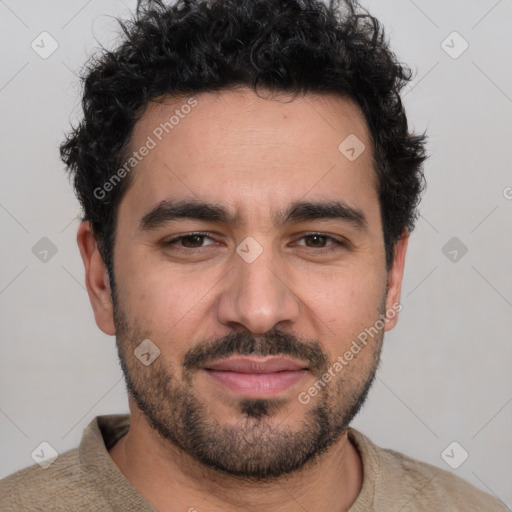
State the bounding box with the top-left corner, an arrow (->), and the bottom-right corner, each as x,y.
139,199 -> 368,231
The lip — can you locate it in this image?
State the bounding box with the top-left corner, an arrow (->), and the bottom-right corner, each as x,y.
205,356 -> 307,373
202,356 -> 309,398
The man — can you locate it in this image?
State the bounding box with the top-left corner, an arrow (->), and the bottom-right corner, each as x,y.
0,0 -> 506,510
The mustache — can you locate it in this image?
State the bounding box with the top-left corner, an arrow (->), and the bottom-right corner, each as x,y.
182,328 -> 328,374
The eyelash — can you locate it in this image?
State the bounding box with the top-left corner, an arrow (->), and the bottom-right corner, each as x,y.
163,232 -> 349,254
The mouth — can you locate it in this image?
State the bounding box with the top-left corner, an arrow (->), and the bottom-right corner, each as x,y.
202,356 -> 309,398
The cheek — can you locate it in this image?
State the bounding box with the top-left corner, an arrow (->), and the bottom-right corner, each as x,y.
290,266 -> 385,368
117,258 -> 224,337
292,263 -> 385,342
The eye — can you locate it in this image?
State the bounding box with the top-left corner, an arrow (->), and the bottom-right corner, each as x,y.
163,232 -> 216,251
294,233 -> 349,252
161,232 -> 349,256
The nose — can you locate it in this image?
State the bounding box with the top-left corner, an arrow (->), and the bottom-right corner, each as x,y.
216,245 -> 301,335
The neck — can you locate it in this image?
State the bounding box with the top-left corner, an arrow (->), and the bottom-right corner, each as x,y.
109,408 -> 363,512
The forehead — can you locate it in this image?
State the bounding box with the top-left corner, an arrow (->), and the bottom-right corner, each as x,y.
119,87 -> 378,227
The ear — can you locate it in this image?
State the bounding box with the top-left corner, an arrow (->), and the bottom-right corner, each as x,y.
76,221 -> 116,336
384,230 -> 409,331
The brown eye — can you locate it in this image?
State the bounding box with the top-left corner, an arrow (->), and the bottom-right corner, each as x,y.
294,233 -> 349,253
303,234 -> 329,248
180,234 -> 207,248
163,232 -> 215,251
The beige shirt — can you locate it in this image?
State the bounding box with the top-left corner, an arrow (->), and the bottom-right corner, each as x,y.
0,414 -> 506,511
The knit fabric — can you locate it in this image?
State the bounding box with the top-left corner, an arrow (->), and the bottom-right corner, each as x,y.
0,414 -> 506,511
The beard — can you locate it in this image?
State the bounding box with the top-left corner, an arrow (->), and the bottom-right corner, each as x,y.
112,287 -> 384,481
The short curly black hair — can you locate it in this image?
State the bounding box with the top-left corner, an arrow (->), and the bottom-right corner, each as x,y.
60,0 -> 426,277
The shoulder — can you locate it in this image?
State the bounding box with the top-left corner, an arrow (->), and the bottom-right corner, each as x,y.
0,414 -> 139,512
349,428 -> 507,511
0,447 -> 108,511
380,446 -> 506,510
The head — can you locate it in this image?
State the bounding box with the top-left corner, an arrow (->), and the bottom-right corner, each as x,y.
65,0 -> 426,480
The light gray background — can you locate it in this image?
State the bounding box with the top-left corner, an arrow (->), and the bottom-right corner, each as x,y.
1,0 -> 511,506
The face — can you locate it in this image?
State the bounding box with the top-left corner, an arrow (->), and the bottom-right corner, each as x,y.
83,87 -> 407,479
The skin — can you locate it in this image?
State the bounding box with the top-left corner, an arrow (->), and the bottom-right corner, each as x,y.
77,87 -> 408,512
